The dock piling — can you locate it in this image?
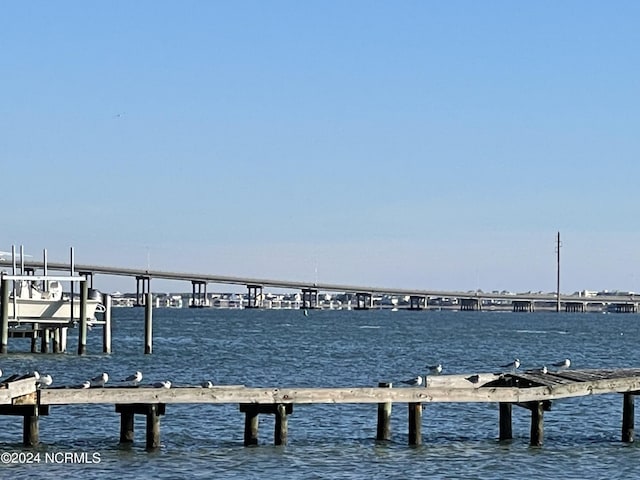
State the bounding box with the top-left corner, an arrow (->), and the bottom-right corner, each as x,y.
31,323 -> 40,353
77,280 -> 88,355
499,403 -> 513,440
115,403 -> 165,449
52,327 -> 61,353
103,294 -> 112,354
408,402 -> 422,445
145,404 -> 162,450
144,292 -> 153,354
376,382 -> 392,441
242,405 -> 260,446
23,408 -> 39,447
622,393 -> 635,443
529,401 -> 544,446
120,410 -> 135,443
1,277 -> 9,354
274,404 -> 289,446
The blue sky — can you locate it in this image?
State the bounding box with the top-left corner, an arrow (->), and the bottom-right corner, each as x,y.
2,1 -> 640,294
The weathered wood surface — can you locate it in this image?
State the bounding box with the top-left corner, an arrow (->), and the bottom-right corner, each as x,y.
35,373 -> 640,406
0,378 -> 38,404
425,373 -> 502,388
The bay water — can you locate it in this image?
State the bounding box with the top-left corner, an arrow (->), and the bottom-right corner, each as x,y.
1,308 -> 639,479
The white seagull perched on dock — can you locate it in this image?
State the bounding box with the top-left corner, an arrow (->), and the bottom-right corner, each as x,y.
501,359 -> 521,371
90,372 -> 109,387
426,364 -> 443,375
201,380 -> 214,388
37,374 -> 53,388
552,358 -> 571,370
81,381 -> 91,389
400,376 -> 423,387
123,371 -> 143,385
153,380 -> 171,389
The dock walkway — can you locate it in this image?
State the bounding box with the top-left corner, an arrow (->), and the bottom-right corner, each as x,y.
1,368 -> 639,449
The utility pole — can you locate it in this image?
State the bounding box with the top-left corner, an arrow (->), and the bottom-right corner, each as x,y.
556,232 -> 561,312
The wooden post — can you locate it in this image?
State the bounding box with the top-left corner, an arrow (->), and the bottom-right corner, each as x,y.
144,292 -> 153,354
622,393 -> 635,443
499,403 -> 513,440
41,328 -> 50,354
530,401 -> 544,446
120,411 -> 135,443
274,404 -> 288,446
31,323 -> 39,353
23,408 -> 39,447
145,404 -> 161,450
60,327 -> 68,353
376,382 -> 392,441
102,294 -> 112,354
52,327 -> 61,353
408,402 -> 422,446
243,406 -> 259,446
77,280 -> 88,355
1,278 -> 9,354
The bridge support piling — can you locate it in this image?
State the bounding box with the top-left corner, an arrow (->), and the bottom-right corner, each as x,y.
301,288 -> 319,309
355,292 -> 373,310
135,276 -> 150,307
513,300 -> 534,313
246,285 -> 263,309
409,296 -> 426,310
460,298 -> 482,311
190,281 -> 207,308
565,302 -> 585,313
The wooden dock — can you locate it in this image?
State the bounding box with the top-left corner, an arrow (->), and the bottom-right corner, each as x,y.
2,368 -> 640,449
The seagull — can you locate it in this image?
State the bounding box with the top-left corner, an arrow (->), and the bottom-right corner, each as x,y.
552,358 -> 571,369
123,371 -> 143,385
400,376 -> 423,387
153,380 -> 171,389
426,364 -> 443,375
540,365 -> 548,374
90,372 -> 109,387
501,359 -> 520,371
81,381 -> 91,389
37,374 -> 53,388
201,380 -> 214,388
0,368 -> 3,378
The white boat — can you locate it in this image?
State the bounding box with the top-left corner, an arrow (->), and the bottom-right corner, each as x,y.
7,280 -> 104,322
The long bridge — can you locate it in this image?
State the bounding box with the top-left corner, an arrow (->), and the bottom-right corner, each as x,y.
0,258 -> 636,313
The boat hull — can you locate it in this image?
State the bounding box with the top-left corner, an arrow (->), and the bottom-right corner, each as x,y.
6,298 -> 101,321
